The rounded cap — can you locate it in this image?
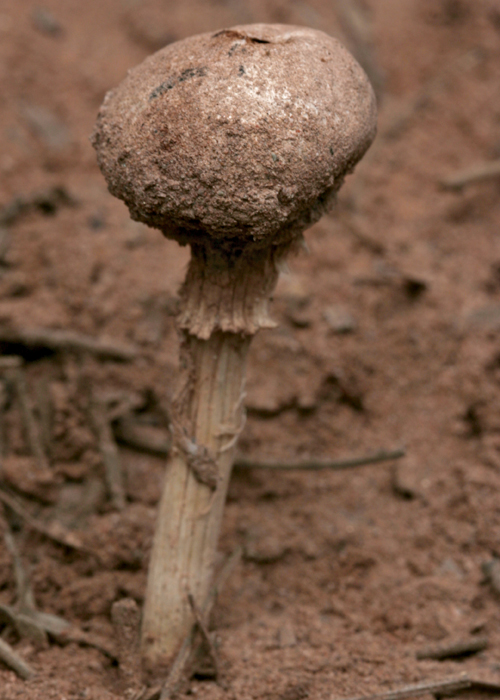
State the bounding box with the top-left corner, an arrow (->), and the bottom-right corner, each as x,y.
92,24 -> 377,246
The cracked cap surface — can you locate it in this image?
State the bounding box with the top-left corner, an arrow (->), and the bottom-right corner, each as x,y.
92,24 -> 377,247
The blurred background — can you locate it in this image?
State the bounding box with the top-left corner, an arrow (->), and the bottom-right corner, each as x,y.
1,1 -> 500,698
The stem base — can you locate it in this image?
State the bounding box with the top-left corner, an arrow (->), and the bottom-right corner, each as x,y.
141,332 -> 251,675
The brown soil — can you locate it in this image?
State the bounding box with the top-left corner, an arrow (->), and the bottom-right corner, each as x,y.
1,0 -> 500,698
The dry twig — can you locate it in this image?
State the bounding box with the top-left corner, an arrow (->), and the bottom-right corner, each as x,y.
0,325 -> 138,361
0,357 -> 22,477
0,486 -> 91,553
156,635 -> 192,700
0,524 -> 113,662
4,528 -> 37,614
0,513 -> 47,670
3,506 -> 68,645
10,367 -> 51,476
114,416 -> 171,457
156,547 -> 242,700
3,523 -> 49,646
112,414 -> 405,473
337,675 -> 500,700
90,393 -> 126,510
187,592 -> 219,679
416,636 -> 488,661
53,624 -> 116,660
0,637 -> 36,680
102,390 -> 145,422
235,447 -> 406,471
0,597 -> 115,660
440,159 -> 500,190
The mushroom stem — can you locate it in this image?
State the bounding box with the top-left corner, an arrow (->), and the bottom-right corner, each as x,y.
141,242 -> 286,674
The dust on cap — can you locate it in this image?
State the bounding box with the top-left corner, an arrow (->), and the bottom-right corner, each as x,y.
92,24 -> 377,247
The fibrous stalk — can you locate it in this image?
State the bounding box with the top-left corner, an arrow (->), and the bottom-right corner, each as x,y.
141,241 -> 288,675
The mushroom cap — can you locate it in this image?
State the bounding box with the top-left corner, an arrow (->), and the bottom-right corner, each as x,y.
92,24 -> 377,246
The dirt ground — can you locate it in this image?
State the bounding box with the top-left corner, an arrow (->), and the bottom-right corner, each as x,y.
1,0 -> 500,698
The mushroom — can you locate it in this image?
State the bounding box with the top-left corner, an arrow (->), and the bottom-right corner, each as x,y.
92,23 -> 377,676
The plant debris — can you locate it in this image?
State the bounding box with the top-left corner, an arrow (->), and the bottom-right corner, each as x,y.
415,636 -> 488,661
338,675 -> 500,700
440,159 -> 500,190
0,325 -> 138,361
